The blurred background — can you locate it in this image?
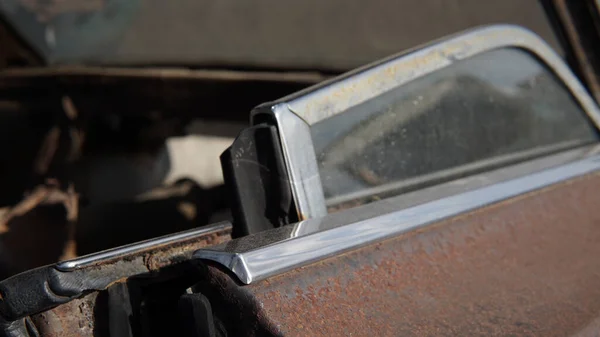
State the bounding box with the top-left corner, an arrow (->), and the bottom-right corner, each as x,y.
1,0 -> 560,68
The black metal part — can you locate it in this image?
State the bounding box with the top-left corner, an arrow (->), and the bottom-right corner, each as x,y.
221,124 -> 295,237
127,262 -> 208,337
108,283 -> 134,337
178,293 -> 222,337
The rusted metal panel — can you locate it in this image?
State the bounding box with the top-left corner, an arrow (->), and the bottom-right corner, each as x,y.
197,172 -> 600,336
31,293 -> 100,337
21,226 -> 232,337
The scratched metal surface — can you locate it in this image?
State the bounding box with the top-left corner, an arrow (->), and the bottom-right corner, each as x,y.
198,171 -> 600,336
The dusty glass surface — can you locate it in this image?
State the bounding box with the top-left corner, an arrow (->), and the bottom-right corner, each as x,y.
311,48 -> 599,208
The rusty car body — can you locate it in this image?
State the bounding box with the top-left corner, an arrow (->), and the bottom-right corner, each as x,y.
1,1 -> 600,337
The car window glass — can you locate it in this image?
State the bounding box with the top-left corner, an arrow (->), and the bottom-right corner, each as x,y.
310,48 -> 599,210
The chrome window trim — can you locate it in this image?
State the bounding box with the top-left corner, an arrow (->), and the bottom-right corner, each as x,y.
251,24 -> 600,220
56,221 -> 232,271
194,147 -> 600,284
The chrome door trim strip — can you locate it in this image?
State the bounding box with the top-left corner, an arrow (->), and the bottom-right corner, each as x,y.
251,24 -> 600,221
57,221 -> 232,271
194,153 -> 600,284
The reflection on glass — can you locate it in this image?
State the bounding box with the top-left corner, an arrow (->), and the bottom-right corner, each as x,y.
311,48 -> 599,210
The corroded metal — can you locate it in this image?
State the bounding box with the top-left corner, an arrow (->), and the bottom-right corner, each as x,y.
31,293 -> 99,337
0,224 -> 232,336
197,172 -> 600,336
58,222 -> 231,271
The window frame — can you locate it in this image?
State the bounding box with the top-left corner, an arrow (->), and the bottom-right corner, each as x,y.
251,24 -> 600,221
